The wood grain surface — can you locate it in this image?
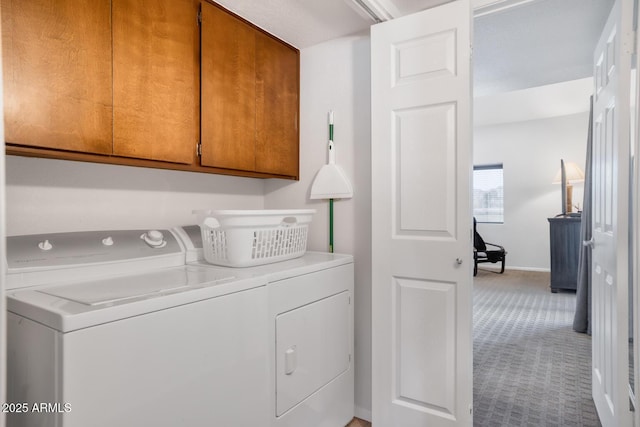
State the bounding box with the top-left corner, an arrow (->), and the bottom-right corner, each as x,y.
2,0 -> 113,154
255,30 -> 299,177
200,1 -> 256,171
112,0 -> 199,164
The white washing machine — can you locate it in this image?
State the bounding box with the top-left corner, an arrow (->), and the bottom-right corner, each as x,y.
5,229 -> 270,427
176,225 -> 355,427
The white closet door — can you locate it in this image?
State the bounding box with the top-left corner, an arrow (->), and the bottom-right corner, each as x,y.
371,1 -> 473,425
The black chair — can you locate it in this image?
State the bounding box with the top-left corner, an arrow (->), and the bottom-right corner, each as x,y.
473,217 -> 506,276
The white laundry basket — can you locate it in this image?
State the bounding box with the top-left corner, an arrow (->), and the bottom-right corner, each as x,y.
194,209 -> 316,267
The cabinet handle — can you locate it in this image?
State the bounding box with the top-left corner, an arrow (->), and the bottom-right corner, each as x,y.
285,346 -> 297,375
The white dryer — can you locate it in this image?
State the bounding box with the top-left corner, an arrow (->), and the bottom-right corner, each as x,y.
5,229 -> 270,427
177,225 -> 355,427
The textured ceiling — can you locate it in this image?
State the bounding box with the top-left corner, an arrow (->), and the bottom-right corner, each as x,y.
210,0 -> 456,48
473,0 -> 614,96
211,0 -> 372,48
213,0 -> 614,96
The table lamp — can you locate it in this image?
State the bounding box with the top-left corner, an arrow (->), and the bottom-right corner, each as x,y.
553,159 -> 585,214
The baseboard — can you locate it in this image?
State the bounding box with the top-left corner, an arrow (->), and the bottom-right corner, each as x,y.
479,266 -> 550,273
508,266 -> 550,272
354,406 -> 372,422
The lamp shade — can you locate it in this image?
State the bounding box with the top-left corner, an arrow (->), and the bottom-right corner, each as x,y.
552,162 -> 585,184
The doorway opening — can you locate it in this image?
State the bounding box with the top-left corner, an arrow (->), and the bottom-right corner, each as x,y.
471,0 -> 616,424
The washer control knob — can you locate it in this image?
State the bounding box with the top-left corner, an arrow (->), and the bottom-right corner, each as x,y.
38,240 -> 53,251
141,230 -> 166,248
102,236 -> 114,246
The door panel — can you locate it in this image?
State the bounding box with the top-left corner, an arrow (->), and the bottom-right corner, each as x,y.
200,2 -> 256,171
591,0 -> 633,425
371,1 -> 472,426
395,278 -> 456,415
255,32 -> 299,177
275,291 -> 350,416
112,0 -> 199,164
396,103 -> 456,236
1,0 -> 112,155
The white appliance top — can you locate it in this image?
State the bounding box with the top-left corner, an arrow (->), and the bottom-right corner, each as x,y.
5,228 -> 263,332
39,266 -> 234,306
193,251 -> 354,282
7,264 -> 262,332
5,226 -> 353,333
175,225 -> 354,279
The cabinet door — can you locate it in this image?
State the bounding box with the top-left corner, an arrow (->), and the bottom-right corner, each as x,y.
255,32 -> 299,177
275,291 -> 351,416
200,2 -> 256,171
112,0 -> 198,164
1,0 -> 112,154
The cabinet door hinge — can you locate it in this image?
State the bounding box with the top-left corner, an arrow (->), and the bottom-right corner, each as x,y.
197,142 -> 202,156
197,10 -> 202,25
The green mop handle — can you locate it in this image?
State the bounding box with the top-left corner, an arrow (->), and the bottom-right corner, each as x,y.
329,111 -> 335,253
329,198 -> 334,253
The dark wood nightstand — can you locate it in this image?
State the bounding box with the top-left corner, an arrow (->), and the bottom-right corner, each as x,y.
548,215 -> 581,292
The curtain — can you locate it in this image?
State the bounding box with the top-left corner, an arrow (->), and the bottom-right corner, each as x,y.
573,96 -> 594,334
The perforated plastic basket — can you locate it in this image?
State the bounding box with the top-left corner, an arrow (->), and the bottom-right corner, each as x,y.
193,209 -> 316,267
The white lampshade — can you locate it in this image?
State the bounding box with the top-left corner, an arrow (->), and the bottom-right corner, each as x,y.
552,162 -> 585,184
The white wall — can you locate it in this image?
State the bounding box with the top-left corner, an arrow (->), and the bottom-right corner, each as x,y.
5,157 -> 265,235
265,34 -> 372,420
474,78 -> 593,127
474,111 -> 589,270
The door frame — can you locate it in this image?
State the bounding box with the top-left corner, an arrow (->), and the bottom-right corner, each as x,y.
633,0 -> 640,422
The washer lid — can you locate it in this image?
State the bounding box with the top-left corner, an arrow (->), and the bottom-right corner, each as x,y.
39,268 -> 228,306
7,265 -> 264,332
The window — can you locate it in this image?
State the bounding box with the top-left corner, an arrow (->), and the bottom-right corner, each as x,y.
473,164 -> 504,223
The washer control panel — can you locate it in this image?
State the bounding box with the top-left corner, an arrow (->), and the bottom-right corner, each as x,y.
7,229 -> 181,270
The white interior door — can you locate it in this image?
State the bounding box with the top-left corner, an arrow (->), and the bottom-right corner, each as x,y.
371,1 -> 473,426
591,0 -> 633,425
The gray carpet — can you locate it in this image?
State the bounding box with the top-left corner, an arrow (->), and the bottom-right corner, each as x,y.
473,269 -> 601,426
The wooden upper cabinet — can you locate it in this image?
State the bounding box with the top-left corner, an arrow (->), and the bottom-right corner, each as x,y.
200,1 -> 299,178
1,0 -> 113,154
255,32 -> 299,177
3,0 -> 298,178
200,2 -> 256,171
112,0 -> 199,164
